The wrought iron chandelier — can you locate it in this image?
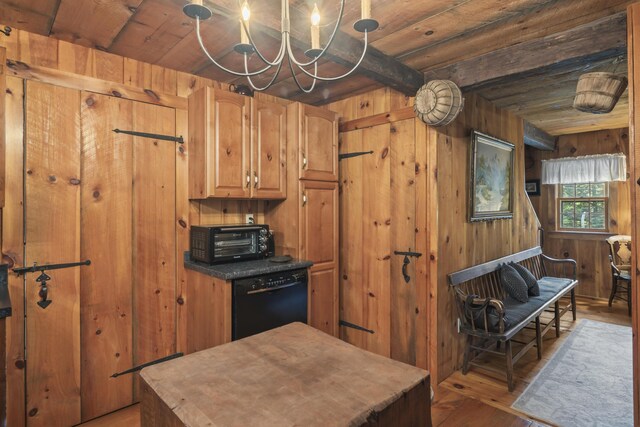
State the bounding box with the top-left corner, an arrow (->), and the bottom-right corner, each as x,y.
183,0 -> 379,93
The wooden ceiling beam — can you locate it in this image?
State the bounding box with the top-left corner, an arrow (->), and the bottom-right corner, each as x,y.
202,0 -> 424,95
423,12 -> 627,91
524,121 -> 557,151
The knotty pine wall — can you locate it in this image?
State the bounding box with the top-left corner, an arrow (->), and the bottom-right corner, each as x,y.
327,88 -> 436,378
329,89 -> 540,384
525,128 -> 631,299
433,93 -> 540,382
0,28 -> 281,426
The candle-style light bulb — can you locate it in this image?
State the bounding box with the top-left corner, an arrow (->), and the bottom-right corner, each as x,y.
310,3 -> 320,50
240,0 -> 250,45
361,0 -> 371,19
241,0 -> 251,21
311,4 -> 321,26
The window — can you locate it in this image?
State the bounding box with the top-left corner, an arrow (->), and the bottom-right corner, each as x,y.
557,183 -> 608,231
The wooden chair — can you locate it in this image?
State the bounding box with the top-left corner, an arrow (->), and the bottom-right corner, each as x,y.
606,235 -> 632,316
609,255 -> 632,316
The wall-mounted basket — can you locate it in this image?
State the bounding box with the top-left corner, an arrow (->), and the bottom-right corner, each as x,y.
414,80 -> 464,127
573,72 -> 628,114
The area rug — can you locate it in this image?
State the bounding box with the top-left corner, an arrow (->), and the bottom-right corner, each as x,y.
512,319 -> 632,427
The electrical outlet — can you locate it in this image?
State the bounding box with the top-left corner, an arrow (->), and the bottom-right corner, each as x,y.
245,214 -> 255,224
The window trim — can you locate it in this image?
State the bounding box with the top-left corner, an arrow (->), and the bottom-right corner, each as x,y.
556,183 -> 610,232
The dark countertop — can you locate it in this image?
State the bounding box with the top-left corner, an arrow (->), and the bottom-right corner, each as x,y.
184,253 -> 313,281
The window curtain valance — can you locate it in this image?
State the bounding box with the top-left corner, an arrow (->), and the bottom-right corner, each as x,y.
541,153 -> 627,185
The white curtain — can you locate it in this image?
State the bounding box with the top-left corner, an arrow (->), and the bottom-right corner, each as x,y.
541,153 -> 627,185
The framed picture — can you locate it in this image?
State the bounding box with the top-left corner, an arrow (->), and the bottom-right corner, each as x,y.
525,179 -> 541,196
469,131 -> 515,222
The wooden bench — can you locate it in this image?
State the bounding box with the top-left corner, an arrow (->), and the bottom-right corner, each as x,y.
448,247 -> 578,391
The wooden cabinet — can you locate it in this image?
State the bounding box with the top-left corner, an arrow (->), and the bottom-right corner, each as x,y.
188,87 -> 251,199
262,103 -> 339,336
299,180 -> 339,265
289,103 -> 338,182
185,270 -> 231,354
300,181 -> 339,336
252,100 -> 287,199
188,87 -> 286,200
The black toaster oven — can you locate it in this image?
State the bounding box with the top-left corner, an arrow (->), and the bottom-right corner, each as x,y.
190,224 -> 270,264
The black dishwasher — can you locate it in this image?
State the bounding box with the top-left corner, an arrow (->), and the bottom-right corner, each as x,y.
232,269 -> 308,340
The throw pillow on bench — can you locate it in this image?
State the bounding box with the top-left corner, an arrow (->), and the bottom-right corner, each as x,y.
499,264 -> 529,303
510,262 -> 540,296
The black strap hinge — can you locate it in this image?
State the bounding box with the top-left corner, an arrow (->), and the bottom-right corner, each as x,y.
113,129 -> 184,144
111,352 -> 184,378
339,320 -> 375,334
339,151 -> 374,161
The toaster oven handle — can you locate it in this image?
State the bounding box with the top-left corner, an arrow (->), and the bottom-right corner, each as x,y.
217,226 -> 264,232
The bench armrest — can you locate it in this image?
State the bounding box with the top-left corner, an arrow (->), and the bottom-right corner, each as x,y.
541,254 -> 577,280
461,296 -> 506,334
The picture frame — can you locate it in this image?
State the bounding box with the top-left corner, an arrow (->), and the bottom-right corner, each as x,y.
469,130 -> 515,222
525,179 -> 541,196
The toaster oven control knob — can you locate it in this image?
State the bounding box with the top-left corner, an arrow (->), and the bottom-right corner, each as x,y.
260,229 -> 268,236
259,244 -> 267,252
259,236 -> 267,243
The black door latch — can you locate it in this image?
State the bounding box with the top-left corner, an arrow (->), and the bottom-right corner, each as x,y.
394,250 -> 422,283
13,260 -> 91,309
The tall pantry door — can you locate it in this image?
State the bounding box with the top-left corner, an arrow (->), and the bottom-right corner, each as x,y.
339,119 -> 425,366
22,82 -> 177,426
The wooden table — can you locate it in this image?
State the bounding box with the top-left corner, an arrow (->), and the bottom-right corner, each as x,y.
140,323 -> 431,427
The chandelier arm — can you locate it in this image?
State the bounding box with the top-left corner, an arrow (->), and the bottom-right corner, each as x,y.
284,0 -> 346,68
289,58 -> 318,94
293,31 -> 368,81
243,53 -> 285,91
196,17 -> 274,77
241,19 -> 287,66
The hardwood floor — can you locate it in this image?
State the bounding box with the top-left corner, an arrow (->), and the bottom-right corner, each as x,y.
432,387 -> 547,426
440,296 -> 632,426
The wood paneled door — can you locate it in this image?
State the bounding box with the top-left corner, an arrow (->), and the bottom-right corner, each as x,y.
339,119 -> 422,365
299,180 -> 339,336
188,87 -> 251,199
188,88 -> 286,199
297,104 -> 339,182
252,100 -> 287,199
18,82 -> 178,426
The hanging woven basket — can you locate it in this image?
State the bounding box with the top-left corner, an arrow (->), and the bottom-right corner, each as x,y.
573,72 -> 628,114
414,80 -> 464,127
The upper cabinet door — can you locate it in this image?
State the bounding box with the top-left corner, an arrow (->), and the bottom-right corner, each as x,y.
299,104 -> 338,182
210,90 -> 251,198
252,100 -> 286,199
188,87 -> 251,199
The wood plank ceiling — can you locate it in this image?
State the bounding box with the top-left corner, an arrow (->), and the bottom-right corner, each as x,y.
0,0 -> 632,135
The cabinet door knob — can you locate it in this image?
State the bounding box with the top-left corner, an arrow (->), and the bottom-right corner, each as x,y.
302,156 -> 307,169
302,192 -> 307,207
254,171 -> 258,188
246,171 -> 250,188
